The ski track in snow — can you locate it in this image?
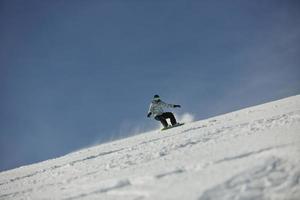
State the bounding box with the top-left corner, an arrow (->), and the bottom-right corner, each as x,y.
0,95 -> 300,200
199,157 -> 300,200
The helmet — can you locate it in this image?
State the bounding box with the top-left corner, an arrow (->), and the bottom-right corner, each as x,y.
153,94 -> 160,101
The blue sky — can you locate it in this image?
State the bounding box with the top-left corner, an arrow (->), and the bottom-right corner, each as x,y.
1,0 -> 299,172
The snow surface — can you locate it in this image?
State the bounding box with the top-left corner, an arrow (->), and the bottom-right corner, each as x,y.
1,95 -> 300,200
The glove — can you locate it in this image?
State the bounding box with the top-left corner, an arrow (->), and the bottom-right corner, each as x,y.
174,105 -> 181,108
147,112 -> 152,118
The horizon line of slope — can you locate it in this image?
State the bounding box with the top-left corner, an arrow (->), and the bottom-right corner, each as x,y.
1,94 -> 299,175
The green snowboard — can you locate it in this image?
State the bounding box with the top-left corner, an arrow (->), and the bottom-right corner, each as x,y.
161,123 -> 185,131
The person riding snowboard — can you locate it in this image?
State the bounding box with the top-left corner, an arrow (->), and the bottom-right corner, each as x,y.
147,95 -> 181,129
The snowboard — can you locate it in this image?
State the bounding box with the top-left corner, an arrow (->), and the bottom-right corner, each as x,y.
161,123 -> 184,131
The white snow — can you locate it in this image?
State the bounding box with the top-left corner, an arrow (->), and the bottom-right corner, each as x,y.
1,95 -> 300,200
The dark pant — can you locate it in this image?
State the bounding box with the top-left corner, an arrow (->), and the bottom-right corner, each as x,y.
155,112 -> 177,128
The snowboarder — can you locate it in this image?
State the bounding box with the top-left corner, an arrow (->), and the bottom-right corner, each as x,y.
147,95 -> 181,129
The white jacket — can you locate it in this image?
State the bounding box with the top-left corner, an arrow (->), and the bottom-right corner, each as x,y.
148,100 -> 174,117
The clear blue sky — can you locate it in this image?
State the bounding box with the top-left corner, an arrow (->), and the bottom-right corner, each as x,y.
1,0 -> 299,172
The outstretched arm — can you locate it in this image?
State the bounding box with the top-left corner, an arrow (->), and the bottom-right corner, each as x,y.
147,103 -> 153,117
161,101 -> 181,108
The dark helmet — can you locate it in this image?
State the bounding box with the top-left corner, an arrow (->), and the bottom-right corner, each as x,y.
153,94 -> 160,101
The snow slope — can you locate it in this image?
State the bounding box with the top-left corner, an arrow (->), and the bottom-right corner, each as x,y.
1,95 -> 300,200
